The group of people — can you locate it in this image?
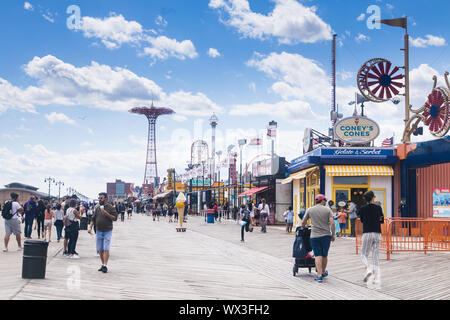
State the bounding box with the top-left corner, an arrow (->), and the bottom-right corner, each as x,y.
2,192 -> 119,274
144,200 -> 180,223
238,199 -> 271,242
300,191 -> 384,284
326,199 -> 358,237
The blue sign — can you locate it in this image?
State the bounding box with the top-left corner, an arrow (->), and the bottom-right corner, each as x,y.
321,148 -> 394,157
288,147 -> 395,173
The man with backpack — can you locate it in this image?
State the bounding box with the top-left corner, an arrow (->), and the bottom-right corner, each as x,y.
3,192 -> 24,252
23,196 -> 38,239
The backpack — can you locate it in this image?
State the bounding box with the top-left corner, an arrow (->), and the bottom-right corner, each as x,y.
2,201 -> 13,220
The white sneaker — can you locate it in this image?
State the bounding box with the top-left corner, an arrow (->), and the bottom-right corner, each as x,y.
70,254 -> 80,259
95,253 -> 100,257
17,247 -> 23,251
363,270 -> 372,282
2,248 -> 8,252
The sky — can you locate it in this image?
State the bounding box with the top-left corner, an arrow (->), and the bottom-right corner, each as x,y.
0,0 -> 449,199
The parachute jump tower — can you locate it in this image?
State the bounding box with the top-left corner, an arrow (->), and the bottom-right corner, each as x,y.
129,103 -> 174,197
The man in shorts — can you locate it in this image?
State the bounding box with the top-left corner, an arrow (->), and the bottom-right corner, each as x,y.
3,193 -> 24,252
302,194 -> 335,283
88,192 -> 118,273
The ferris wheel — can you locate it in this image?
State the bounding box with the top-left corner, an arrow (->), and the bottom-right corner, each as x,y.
190,140 -> 210,167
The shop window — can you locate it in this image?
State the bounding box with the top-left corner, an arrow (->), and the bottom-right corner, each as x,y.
333,176 -> 368,185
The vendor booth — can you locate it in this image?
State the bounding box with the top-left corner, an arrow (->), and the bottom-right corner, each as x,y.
284,147 -> 397,232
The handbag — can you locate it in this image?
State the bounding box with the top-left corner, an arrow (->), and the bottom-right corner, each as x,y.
239,220 -> 247,226
63,215 -> 72,227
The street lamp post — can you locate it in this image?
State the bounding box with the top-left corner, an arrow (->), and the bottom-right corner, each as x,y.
238,139 -> 247,206
55,181 -> 64,200
216,151 -> 222,205
202,160 -> 206,208
44,177 -> 55,199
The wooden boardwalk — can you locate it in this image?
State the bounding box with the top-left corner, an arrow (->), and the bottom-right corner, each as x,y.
1,214 -> 449,300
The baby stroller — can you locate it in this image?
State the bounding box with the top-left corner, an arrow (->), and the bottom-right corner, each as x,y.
292,226 -> 316,276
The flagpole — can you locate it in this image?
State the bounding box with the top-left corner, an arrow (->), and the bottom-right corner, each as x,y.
402,16 -> 410,143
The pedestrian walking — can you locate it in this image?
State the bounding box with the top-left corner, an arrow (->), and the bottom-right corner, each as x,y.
337,205 -> 348,237
213,202 -> 218,221
127,202 -> 133,220
65,199 -> 82,259
36,200 -> 46,239
347,200 -> 358,237
88,192 -> 118,273
53,203 -> 64,242
43,204 -> 54,242
162,203 -> 168,218
359,191 -> 384,284
23,196 -> 38,239
167,204 -> 174,222
145,201 -> 151,216
119,202 -> 125,222
248,202 -> 255,230
258,199 -> 270,233
328,200 -> 340,236
301,194 -> 335,283
239,204 -> 251,242
283,206 -> 294,233
2,192 -> 24,252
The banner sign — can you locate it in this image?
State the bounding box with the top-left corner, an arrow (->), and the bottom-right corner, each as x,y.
334,116 -> 380,144
433,188 -> 450,218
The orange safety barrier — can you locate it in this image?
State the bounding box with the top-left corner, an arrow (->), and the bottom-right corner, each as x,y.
355,218 -> 450,260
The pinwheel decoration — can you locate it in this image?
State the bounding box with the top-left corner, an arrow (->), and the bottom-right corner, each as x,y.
422,88 -> 449,135
402,72 -> 450,141
357,58 -> 404,103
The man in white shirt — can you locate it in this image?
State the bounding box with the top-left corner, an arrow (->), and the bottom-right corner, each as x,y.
3,192 -> 24,252
258,199 -> 270,233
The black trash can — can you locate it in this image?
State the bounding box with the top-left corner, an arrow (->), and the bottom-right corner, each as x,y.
80,217 -> 88,230
22,240 -> 49,279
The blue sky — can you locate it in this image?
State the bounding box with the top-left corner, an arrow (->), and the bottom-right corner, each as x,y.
0,0 -> 449,199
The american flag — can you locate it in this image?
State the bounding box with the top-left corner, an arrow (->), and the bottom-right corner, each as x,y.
382,137 -> 394,147
249,137 -> 262,145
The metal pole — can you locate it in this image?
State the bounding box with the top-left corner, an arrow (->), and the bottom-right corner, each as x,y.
403,20 -> 410,142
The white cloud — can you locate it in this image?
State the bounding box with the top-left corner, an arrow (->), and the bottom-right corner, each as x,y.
246,51 -> 330,104
143,36 -> 198,62
75,13 -> 198,64
249,82 -> 256,92
410,35 -> 447,48
207,48 -> 221,58
79,14 -> 143,49
355,33 -> 370,43
209,0 -> 332,44
386,4 -> 394,10
338,70 -> 353,81
229,100 -> 324,123
45,112 -> 76,125
155,15 -> 168,27
0,55 -> 220,117
172,114 -> 188,122
356,13 -> 365,21
42,12 -> 55,23
24,2 -> 33,11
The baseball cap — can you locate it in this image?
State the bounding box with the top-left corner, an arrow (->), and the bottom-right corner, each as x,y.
315,194 -> 327,202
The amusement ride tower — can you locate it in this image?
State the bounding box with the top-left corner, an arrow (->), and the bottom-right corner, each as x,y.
129,103 -> 174,196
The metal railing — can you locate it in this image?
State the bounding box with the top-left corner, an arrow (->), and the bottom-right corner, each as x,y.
355,218 -> 450,260
199,210 -> 239,224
